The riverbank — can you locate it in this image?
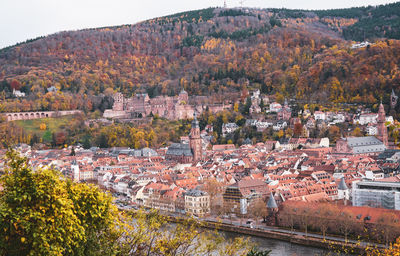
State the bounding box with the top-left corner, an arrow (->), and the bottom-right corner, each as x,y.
167,215 -> 380,255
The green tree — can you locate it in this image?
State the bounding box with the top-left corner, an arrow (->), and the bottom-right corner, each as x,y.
0,150 -> 85,255
0,150 -> 121,256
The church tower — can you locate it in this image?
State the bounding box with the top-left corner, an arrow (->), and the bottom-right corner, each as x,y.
189,113 -> 203,162
377,102 -> 388,147
391,89 -> 398,110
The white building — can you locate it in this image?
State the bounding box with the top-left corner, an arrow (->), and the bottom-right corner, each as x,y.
386,116 -> 394,124
71,161 -> 80,182
356,113 -> 378,125
351,41 -> 371,49
272,120 -> 287,131
222,123 -> 239,136
366,125 -> 378,136
256,121 -> 273,132
185,189 -> 210,217
269,102 -> 282,113
352,180 -> 400,210
13,89 -> 25,98
332,113 -> 345,124
314,111 -> 326,121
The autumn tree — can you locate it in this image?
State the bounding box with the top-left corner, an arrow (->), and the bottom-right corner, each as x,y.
337,210 -> 358,243
376,212 -> 400,247
293,122 -> 303,137
313,204 -> 337,240
248,198 -> 268,224
0,150 -> 86,255
352,127 -> 363,137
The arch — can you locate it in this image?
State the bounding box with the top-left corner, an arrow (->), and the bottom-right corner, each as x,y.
30,113 -> 35,118
36,113 -> 40,118
46,114 -> 49,117
41,113 -> 45,117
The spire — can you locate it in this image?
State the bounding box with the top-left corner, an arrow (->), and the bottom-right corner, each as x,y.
378,101 -> 386,121
192,112 -> 199,129
267,192 -> 278,209
224,0 -> 227,8
338,177 -> 348,190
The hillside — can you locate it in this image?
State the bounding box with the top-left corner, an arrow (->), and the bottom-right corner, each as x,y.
0,4 -> 400,113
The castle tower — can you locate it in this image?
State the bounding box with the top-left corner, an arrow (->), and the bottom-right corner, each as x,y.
377,102 -> 388,147
113,92 -> 124,111
189,113 -> 203,162
178,88 -> 188,104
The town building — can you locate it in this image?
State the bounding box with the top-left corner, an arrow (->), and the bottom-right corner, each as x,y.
184,189 -> 210,217
314,111 -> 326,121
269,102 -> 282,112
335,136 -> 386,155
277,100 -> 291,120
222,123 -> 239,136
356,113 -> 378,125
352,180 -> 400,210
335,102 -> 388,154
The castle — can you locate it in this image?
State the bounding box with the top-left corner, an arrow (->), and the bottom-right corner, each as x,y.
103,90 -> 232,120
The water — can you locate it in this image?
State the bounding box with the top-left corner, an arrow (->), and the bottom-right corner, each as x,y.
222,231 -> 329,256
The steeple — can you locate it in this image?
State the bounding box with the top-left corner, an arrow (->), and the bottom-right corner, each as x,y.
192,112 -> 200,129
377,102 -> 388,147
267,192 -> 278,209
391,89 -> 398,109
189,112 -> 202,162
378,102 -> 385,122
338,177 -> 348,190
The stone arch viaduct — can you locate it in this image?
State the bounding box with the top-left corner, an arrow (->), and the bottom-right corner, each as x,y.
3,110 -> 83,121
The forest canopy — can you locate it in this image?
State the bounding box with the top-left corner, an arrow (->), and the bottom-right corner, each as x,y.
0,5 -> 400,114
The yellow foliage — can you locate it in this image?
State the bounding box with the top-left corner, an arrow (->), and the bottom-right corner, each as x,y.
39,123 -> 47,130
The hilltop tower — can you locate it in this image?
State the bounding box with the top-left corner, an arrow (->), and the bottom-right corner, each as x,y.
377,102 -> 388,147
189,113 -> 203,162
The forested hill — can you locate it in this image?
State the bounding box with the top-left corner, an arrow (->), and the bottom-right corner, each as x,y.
1,4 -> 400,113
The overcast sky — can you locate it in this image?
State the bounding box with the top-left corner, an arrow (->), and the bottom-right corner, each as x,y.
0,0 -> 398,49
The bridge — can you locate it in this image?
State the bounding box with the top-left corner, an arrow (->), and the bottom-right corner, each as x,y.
3,110 -> 83,121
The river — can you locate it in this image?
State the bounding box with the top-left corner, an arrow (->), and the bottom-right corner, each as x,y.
222,230 -> 329,256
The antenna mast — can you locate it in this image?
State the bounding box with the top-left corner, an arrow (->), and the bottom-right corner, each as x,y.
239,0 -> 246,9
